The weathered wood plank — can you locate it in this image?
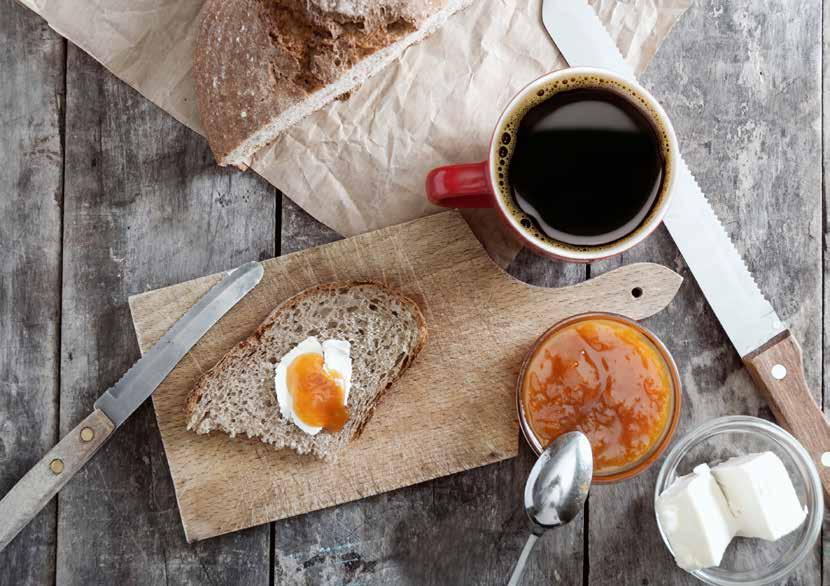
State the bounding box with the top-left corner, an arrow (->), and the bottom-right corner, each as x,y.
823,0 -> 830,579
419,252 -> 587,584
500,250 -> 591,586
56,45 -> 275,584
589,0 -> 823,583
273,443 -> 584,585
0,0 -> 819,582
497,253 -> 587,585
280,198 -> 340,255
274,202 -> 587,584
0,1 -> 64,584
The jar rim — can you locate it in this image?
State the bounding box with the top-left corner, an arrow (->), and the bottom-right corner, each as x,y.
516,311 -> 682,483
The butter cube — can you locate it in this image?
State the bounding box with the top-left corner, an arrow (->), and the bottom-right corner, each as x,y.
656,463 -> 738,570
711,451 -> 807,541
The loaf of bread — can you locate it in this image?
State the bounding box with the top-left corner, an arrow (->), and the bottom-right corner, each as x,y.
186,282 -> 427,460
194,0 -> 473,166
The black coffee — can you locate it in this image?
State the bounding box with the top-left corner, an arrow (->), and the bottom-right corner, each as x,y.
502,87 -> 666,247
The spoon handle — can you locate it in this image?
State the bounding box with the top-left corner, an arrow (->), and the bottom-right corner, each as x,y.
507,533 -> 540,586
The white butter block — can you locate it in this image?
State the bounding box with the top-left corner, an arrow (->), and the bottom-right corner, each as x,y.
656,463 -> 738,571
711,451 -> 807,541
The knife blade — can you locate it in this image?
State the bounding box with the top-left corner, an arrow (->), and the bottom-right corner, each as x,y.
95,261 -> 264,426
0,261 -> 264,551
542,0 -> 829,493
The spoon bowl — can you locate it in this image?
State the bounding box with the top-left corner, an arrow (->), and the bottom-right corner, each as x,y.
525,431 -> 593,533
508,432 -> 593,585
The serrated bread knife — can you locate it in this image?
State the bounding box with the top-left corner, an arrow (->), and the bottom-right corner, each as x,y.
0,261 -> 264,551
542,0 -> 829,494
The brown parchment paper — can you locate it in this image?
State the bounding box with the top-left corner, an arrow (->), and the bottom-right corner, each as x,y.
24,0 -> 689,266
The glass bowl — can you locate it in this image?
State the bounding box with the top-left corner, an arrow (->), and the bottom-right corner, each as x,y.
654,416 -> 824,585
516,312 -> 682,483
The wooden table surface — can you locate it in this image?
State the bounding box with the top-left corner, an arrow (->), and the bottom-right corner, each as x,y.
1,0 -> 826,584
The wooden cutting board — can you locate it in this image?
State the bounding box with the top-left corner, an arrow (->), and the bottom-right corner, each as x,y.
129,211 -> 682,542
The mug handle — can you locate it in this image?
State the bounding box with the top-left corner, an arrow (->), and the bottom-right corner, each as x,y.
426,161 -> 495,208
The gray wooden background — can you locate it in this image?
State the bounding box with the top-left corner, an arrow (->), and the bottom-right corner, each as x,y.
1,0 -> 826,583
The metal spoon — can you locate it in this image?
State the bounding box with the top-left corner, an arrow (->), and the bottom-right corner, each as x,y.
507,431 -> 593,586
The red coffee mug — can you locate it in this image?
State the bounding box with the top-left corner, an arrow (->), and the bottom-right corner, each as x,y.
426,67 -> 679,262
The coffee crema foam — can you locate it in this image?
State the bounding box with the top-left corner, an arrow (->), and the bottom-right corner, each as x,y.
493,74 -> 674,253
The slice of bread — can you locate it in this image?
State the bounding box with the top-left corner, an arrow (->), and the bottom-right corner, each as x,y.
186,281 -> 427,460
193,0 -> 474,166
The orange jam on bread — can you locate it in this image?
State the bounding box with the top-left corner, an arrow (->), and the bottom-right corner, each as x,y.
521,317 -> 674,475
286,353 -> 348,431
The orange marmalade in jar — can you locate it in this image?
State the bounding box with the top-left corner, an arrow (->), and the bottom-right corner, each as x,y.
518,313 -> 681,482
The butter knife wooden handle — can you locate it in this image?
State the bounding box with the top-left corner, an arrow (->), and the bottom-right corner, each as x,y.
0,408 -> 115,552
744,331 -> 830,497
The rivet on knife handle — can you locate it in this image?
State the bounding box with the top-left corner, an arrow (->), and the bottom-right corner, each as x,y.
541,0 -> 828,482
0,261 -> 263,553
0,409 -> 115,552
744,332 -> 830,497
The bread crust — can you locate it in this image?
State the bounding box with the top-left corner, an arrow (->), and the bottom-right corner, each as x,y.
193,0 -> 286,165
193,0 -> 444,165
185,280 -> 427,445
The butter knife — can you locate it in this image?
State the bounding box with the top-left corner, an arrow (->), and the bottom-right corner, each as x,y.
0,261 -> 264,551
541,0 -> 829,494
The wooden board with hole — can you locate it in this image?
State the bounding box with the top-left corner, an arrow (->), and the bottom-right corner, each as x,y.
128,211 -> 682,542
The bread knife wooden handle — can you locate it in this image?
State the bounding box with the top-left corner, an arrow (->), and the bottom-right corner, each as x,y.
744,331 -> 830,497
0,409 -> 115,551
542,0 -> 828,497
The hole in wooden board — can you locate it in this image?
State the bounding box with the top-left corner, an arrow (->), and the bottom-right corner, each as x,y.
631,287 -> 643,299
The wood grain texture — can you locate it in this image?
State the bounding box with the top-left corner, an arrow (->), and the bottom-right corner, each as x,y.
57,45 -> 275,585
281,198 -> 341,255
0,1 -> 64,584
0,409 -> 114,552
587,0 -> 823,583
275,193 -> 586,586
744,332 -> 830,496
128,211 -> 681,542
272,205 -> 587,585
823,0 -> 830,577
275,205 -> 588,585
1,0 -> 825,583
493,250 -> 589,586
